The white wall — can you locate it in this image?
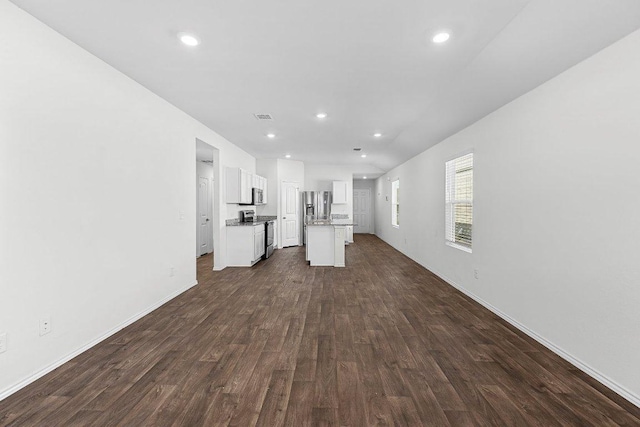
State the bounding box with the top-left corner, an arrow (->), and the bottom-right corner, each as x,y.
304,164 -> 354,218
375,29 -> 640,405
0,1 -> 255,399
278,159 -> 305,185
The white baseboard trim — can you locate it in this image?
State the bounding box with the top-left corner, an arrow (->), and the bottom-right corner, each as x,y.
0,281 -> 198,402
428,267 -> 640,408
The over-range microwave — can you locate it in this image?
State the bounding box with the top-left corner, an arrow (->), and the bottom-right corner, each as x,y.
252,187 -> 264,205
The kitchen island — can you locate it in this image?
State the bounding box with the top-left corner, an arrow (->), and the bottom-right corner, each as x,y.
305,220 -> 356,267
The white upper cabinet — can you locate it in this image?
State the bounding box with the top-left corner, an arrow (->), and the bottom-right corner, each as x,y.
253,175 -> 268,204
332,181 -> 348,204
226,167 -> 253,204
226,167 -> 268,204
261,177 -> 268,204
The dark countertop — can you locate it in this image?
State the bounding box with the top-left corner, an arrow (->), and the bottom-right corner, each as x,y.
306,221 -> 357,227
226,216 -> 276,227
227,220 -> 269,226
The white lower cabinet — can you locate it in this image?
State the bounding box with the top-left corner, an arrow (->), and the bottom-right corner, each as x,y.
306,225 -> 347,267
307,226 -> 334,266
254,227 -> 265,260
226,224 -> 265,267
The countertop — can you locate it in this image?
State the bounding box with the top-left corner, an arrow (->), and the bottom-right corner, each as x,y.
227,220 -> 269,226
306,221 -> 357,227
226,216 -> 276,227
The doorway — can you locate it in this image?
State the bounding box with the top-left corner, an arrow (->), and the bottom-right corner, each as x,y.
281,181 -> 300,247
195,139 -> 220,271
197,167 -> 213,256
353,188 -> 371,234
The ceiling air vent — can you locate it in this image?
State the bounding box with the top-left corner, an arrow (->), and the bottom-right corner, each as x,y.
254,113 -> 274,121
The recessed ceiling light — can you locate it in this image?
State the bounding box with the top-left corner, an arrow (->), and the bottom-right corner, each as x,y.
316,113 -> 327,119
363,176 -> 367,179
285,154 -> 291,158
432,32 -> 450,44
178,33 -> 200,47
373,133 -> 382,138
267,133 -> 276,139
361,154 -> 367,158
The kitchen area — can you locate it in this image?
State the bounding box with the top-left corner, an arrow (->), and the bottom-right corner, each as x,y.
302,184 -> 356,267
224,162 -> 358,268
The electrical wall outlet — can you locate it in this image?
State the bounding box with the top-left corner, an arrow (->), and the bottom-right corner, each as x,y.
169,267 -> 175,277
474,269 -> 479,279
0,333 -> 7,353
40,317 -> 51,336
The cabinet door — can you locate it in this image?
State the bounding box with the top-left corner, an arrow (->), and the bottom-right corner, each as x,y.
332,181 -> 348,204
240,169 -> 252,204
254,228 -> 266,260
225,167 -> 241,203
262,178 -> 268,204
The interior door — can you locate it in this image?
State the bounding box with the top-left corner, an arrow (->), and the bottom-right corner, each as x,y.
353,189 -> 371,234
281,182 -> 300,247
198,176 -> 212,255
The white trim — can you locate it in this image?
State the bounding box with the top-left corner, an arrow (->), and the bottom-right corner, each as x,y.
0,281 -> 198,402
427,268 -> 640,408
445,241 -> 472,253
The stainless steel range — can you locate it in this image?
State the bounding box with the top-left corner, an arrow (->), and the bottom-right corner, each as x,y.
264,220 -> 275,259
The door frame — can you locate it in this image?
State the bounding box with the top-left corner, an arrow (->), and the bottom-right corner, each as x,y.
197,173 -> 213,256
280,181 -> 300,248
353,187 -> 373,234
195,138 -> 222,271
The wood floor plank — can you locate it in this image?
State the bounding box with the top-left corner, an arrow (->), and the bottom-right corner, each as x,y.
255,369 -> 295,427
1,235 -> 638,426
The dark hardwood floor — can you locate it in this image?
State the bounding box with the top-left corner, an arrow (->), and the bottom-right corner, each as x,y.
1,235 -> 638,426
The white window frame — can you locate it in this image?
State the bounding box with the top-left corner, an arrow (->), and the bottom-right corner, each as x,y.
391,179 -> 399,228
445,152 -> 473,253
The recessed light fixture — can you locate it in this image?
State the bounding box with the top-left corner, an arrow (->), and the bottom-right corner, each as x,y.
432,32 -> 450,44
178,32 -> 200,47
266,133 -> 276,139
316,113 -> 327,119
373,133 -> 382,138
361,154 -> 367,158
363,176 -> 367,179
285,154 -> 291,158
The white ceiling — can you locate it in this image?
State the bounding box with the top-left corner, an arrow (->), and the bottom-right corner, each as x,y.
11,0 -> 640,171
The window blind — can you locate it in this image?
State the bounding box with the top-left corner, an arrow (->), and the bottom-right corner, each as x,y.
445,153 -> 473,249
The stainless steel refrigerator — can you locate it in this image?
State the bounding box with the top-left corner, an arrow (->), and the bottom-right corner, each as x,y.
301,191 -> 332,243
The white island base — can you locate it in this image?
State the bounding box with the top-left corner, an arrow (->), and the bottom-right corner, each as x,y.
306,224 -> 347,267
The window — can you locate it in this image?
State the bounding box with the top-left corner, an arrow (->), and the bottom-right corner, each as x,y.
391,179 -> 399,227
445,153 -> 473,251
